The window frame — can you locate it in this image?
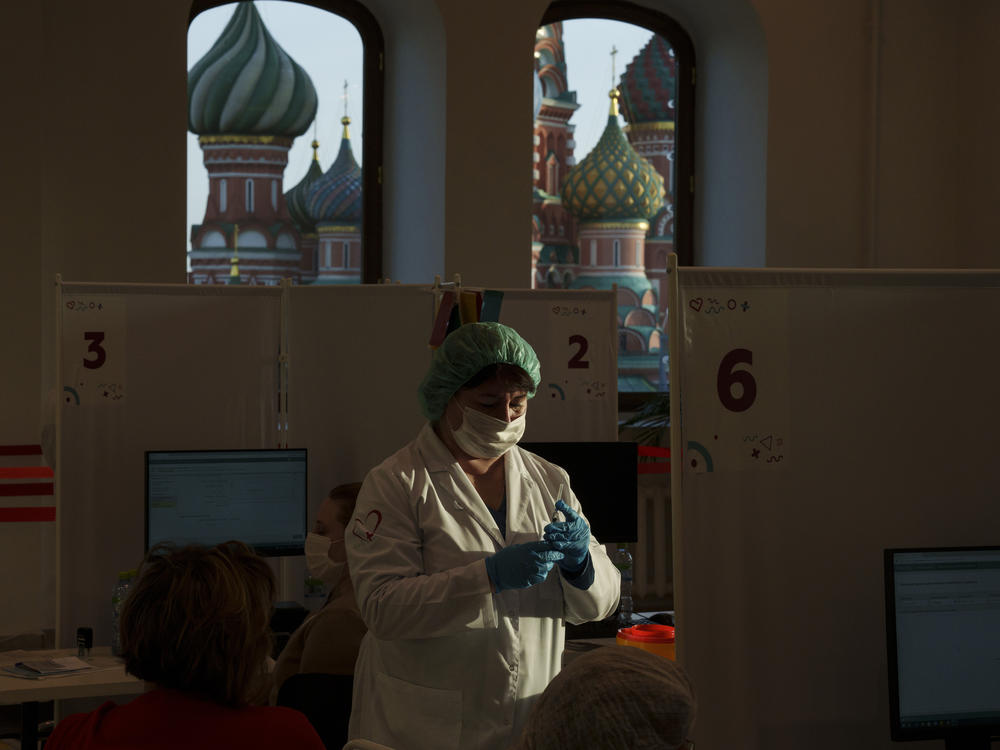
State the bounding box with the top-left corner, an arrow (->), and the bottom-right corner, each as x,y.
188,0 -> 385,283
540,0 -> 695,413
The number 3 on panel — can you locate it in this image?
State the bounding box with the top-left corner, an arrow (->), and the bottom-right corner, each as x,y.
83,331 -> 107,370
717,348 -> 755,412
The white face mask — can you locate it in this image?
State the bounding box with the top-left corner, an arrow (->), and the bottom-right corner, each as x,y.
305,532 -> 346,589
452,404 -> 526,459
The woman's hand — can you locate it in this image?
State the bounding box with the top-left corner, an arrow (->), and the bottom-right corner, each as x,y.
543,500 -> 591,573
485,541 -> 564,592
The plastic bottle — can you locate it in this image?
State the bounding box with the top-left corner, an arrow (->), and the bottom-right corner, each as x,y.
303,568 -> 328,612
613,544 -> 633,627
111,570 -> 136,657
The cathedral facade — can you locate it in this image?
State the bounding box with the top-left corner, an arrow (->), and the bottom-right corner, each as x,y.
186,1 -> 362,286
533,23 -> 677,392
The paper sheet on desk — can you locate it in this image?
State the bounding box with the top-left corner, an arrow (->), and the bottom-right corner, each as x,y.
0,650 -> 114,680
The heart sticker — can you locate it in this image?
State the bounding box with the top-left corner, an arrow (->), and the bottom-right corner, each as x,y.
352,509 -> 383,542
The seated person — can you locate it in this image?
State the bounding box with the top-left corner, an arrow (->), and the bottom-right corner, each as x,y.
45,541 -> 324,750
271,483 -> 367,700
512,645 -> 697,750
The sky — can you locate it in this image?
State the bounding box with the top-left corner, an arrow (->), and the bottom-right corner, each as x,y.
185,6 -> 659,251
557,19 -> 658,162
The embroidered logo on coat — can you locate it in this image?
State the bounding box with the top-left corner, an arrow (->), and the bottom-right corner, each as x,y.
352,509 -> 383,542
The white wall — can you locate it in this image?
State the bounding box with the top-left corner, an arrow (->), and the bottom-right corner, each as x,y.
0,0 -> 43,444
366,0 -> 447,282
955,0 -> 1000,267
652,0 -> 769,267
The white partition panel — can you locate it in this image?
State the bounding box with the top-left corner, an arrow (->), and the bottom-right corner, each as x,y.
498,288 -> 618,443
58,282 -> 282,647
285,284 -> 433,524
668,262 -> 1000,750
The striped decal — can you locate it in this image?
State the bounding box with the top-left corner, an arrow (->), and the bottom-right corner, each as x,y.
0,466 -> 53,479
0,507 -> 56,522
0,482 -> 54,496
1,445 -> 55,522
0,445 -> 43,456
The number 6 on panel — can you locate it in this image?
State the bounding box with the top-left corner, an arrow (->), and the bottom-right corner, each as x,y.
717,348 -> 755,412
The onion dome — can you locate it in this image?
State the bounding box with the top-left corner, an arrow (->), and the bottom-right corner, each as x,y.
285,139 -> 325,232
188,2 -> 318,137
561,91 -> 664,222
305,117 -> 362,225
619,34 -> 677,125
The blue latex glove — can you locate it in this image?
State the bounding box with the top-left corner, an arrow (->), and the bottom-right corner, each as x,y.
543,499 -> 591,573
485,541 -> 564,593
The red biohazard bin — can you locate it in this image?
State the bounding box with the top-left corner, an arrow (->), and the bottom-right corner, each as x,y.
616,623 -> 676,660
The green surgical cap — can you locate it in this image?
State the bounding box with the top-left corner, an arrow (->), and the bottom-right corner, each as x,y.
419,322 -> 541,420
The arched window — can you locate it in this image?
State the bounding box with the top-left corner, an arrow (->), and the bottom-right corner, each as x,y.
535,1 -> 695,403
538,1 -> 694,265
187,0 -> 384,284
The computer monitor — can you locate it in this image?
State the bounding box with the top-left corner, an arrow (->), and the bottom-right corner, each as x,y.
519,441 -> 637,543
884,546 -> 1000,750
145,449 -> 307,557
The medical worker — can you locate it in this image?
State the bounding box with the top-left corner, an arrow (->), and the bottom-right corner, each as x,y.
271,483 -> 367,699
346,322 -> 620,750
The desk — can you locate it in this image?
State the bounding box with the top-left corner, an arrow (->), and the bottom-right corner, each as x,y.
562,637 -> 618,666
0,648 -> 144,750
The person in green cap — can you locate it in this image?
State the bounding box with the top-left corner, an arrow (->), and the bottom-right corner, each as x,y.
345,322 -> 620,750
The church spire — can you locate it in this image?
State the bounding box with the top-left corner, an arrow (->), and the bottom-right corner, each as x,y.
609,46 -> 621,117
341,79 -> 351,138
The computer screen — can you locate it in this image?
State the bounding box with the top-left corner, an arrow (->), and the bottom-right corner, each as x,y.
884,546 -> 1000,749
145,449 -> 307,557
519,441 -> 637,543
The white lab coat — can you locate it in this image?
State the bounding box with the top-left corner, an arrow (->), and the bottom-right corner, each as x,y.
346,423 -> 620,750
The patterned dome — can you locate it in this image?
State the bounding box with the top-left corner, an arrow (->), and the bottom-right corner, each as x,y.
188,2 -> 318,137
561,92 -> 664,222
619,34 -> 677,125
285,140 -> 325,232
305,118 -> 362,225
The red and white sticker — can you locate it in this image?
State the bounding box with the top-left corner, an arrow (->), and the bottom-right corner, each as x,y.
352,509 -> 383,542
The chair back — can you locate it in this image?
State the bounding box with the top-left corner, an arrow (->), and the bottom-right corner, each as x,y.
276,672 -> 354,750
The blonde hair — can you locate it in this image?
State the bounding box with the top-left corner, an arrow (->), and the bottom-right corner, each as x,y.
120,541 -> 275,707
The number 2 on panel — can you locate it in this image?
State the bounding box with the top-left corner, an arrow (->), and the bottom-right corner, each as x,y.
717,348 -> 756,412
568,334 -> 590,369
83,331 -> 106,369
